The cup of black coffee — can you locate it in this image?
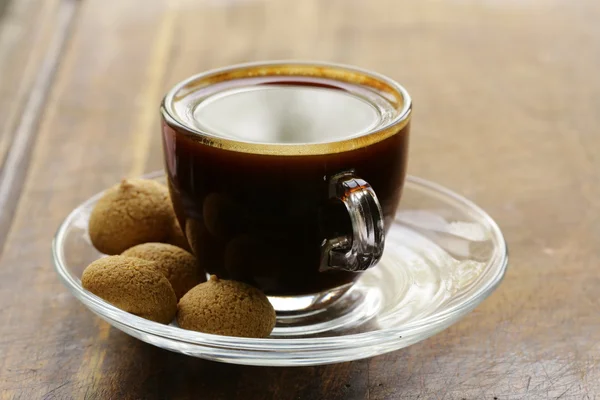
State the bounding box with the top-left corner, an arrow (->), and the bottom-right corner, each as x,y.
161,61 -> 411,313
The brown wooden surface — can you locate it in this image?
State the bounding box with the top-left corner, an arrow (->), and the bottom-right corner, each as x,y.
0,0 -> 599,398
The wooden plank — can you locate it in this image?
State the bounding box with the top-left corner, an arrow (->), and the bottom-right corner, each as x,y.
0,0 -> 61,175
0,1 -> 176,398
0,0 -> 599,398
0,0 -> 78,254
0,0 -> 58,165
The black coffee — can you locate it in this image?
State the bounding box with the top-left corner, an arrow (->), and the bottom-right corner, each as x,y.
192,85 -> 382,143
163,76 -> 410,295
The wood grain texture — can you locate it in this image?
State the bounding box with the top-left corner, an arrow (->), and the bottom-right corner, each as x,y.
0,0 -> 60,165
0,0 -> 599,399
0,0 -> 78,253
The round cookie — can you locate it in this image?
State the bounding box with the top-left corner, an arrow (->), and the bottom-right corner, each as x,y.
122,242 -> 203,300
89,179 -> 172,255
177,275 -> 276,338
81,256 -> 177,324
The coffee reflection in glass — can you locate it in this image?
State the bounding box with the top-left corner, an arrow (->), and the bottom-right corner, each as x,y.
161,62 -> 411,313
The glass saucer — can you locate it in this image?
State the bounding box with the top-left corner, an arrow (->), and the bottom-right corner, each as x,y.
52,171 -> 507,366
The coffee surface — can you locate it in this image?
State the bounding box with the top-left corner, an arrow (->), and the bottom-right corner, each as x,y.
191,85 -> 382,144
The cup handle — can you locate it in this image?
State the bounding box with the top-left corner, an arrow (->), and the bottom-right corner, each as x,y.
320,171 -> 385,272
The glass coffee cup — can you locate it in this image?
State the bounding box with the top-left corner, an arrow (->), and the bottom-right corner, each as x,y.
161,61 -> 411,313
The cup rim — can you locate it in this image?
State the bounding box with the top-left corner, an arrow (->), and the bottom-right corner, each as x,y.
161,60 -> 412,156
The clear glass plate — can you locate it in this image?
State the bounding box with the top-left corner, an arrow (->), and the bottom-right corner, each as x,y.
52,171 -> 507,366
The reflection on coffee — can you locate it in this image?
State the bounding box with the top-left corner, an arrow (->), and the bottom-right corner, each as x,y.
163,66 -> 410,296
192,85 -> 382,144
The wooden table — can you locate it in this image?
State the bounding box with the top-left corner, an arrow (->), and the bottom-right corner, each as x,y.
1,0 -> 598,398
